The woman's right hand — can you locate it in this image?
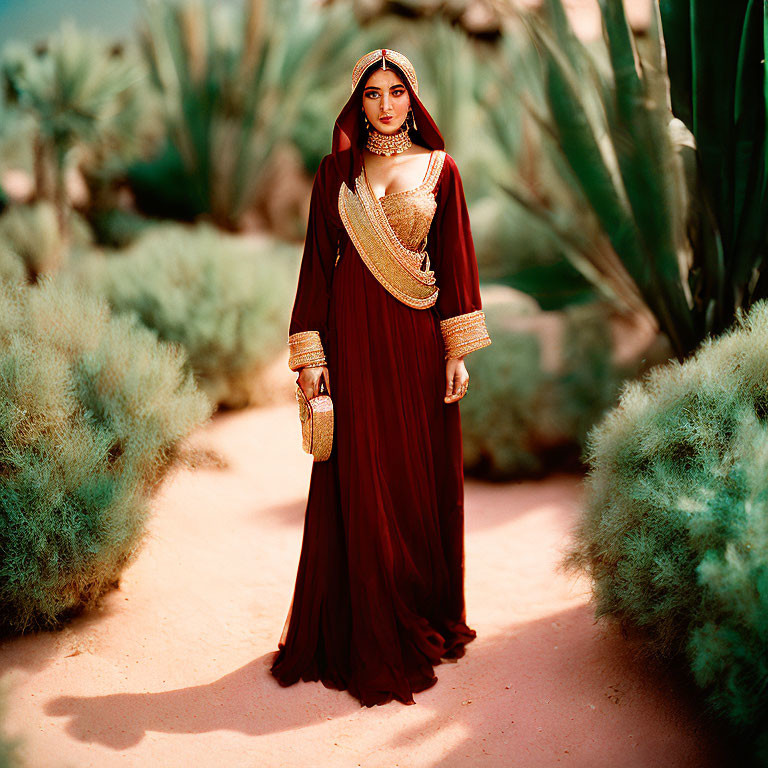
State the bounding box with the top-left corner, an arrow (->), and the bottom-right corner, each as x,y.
297,365 -> 330,400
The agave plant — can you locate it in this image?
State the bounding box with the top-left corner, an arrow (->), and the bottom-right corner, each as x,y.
476,17 -> 610,309
659,0 -> 767,330
499,0 -> 767,359
0,23 -> 147,238
492,0 -> 693,355
137,0 -> 375,230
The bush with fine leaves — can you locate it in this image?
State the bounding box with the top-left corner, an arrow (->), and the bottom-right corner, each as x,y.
0,202 -> 92,280
460,302 -> 546,478
461,300 -> 627,478
0,246 -> 24,286
567,300 -> 768,758
0,686 -> 20,768
0,280 -> 212,633
71,225 -> 298,409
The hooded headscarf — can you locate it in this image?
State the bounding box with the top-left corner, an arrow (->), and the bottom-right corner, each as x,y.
330,48 -> 445,187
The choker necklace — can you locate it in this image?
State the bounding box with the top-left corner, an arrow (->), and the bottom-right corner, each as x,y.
366,124 -> 412,156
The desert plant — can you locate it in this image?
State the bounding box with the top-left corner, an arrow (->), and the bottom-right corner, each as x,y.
87,208 -> 156,249
659,0 -> 767,325
0,202 -> 92,279
567,299 -> 768,757
499,0 -> 692,353
470,194 -> 597,310
68,224 -> 299,408
481,37 -> 633,312
0,96 -> 34,178
134,0 -> 373,228
505,0 -> 767,358
460,301 -> 547,477
0,247 -> 25,286
0,686 -> 20,768
0,23 -> 148,236
0,279 -> 212,633
461,299 -> 627,478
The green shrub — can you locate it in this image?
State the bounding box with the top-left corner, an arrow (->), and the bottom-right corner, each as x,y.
461,303 -> 547,478
0,202 -> 92,280
70,224 -> 298,409
0,686 -> 20,768
462,300 -> 627,478
0,279 -> 212,633
557,303 -> 630,443
567,300 -> 768,756
87,208 -> 156,250
0,247 -> 25,286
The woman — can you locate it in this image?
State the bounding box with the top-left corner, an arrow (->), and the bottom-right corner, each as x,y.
270,48 -> 491,707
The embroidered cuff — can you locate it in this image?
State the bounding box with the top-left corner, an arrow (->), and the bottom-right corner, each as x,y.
440,310 -> 492,359
288,330 -> 327,371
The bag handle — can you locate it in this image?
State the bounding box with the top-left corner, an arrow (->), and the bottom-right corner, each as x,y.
295,367 -> 332,399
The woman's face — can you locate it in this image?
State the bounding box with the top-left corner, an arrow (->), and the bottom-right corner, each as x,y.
362,68 -> 410,134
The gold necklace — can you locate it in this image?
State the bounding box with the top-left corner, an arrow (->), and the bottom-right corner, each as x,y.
366,124 -> 412,156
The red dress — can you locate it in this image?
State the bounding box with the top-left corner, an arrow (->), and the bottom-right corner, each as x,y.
270,141 -> 490,706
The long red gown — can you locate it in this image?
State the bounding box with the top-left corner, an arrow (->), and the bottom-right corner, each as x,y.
270,145 -> 488,707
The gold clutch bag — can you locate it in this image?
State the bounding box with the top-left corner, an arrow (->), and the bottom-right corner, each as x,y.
295,376 -> 334,462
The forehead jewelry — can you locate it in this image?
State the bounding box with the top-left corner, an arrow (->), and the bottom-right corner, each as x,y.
351,48 -> 419,95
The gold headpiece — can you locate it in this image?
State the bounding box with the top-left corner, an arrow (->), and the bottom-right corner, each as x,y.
351,48 -> 419,96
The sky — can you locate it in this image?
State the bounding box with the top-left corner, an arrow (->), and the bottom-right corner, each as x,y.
0,0 -> 139,45
0,0 -> 234,46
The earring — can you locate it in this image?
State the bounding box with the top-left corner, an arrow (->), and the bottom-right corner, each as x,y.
408,108 -> 417,132
363,111 -> 371,131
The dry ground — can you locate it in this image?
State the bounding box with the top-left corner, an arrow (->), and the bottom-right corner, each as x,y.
0,402 -> 727,768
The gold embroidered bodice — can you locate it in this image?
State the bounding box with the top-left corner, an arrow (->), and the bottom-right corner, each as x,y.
368,151 -> 445,252
379,188 -> 436,251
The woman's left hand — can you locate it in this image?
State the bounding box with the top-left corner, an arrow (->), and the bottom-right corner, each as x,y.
444,357 -> 469,403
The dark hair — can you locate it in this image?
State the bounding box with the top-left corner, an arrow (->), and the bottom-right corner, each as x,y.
355,61 -> 427,149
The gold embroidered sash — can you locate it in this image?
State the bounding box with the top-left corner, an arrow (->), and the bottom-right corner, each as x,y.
337,154 -> 444,310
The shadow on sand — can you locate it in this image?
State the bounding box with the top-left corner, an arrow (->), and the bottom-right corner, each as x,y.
37,605 -> 727,766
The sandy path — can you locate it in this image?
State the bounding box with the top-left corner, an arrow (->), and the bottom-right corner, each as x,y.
0,402 -> 726,768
